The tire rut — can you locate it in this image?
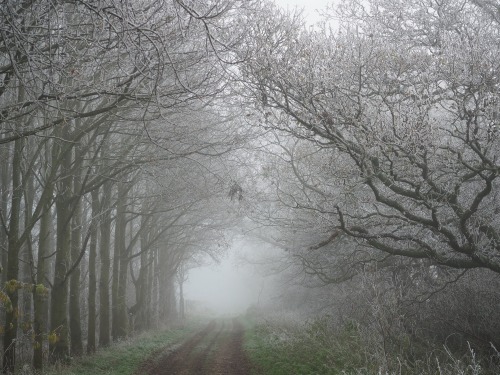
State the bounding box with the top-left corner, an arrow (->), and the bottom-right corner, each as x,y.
138,318 -> 251,375
137,320 -> 217,375
189,320 -> 225,374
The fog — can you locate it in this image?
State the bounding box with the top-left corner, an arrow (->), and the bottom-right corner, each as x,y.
184,237 -> 278,316
182,0 -> 335,318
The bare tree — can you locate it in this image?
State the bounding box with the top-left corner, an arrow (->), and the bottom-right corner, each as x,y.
239,0 -> 500,275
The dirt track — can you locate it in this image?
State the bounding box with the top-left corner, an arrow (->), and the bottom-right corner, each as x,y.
137,318 -> 252,375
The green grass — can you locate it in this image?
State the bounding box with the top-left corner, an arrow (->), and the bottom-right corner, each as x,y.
242,315 -> 500,375
43,322 -> 201,375
242,316 -> 367,375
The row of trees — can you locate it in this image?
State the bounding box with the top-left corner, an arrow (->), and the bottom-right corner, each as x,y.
235,0 -> 500,371
0,0 -> 256,372
3,0 -> 500,372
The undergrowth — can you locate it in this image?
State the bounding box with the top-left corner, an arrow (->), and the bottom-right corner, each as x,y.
244,315 -> 366,375
243,315 -> 500,375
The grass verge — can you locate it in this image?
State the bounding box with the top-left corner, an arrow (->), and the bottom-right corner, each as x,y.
242,315 -> 361,375
243,315 -> 500,375
43,322 -> 201,375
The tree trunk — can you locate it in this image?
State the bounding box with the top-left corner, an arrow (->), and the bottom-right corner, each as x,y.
2,138 -> 24,373
69,194 -> 83,356
116,249 -> 129,339
20,139 -> 34,359
87,189 -> 99,353
179,279 -> 185,321
0,141 -> 11,285
158,248 -> 178,327
49,141 -> 73,363
111,228 -> 120,340
33,139 -> 54,371
98,183 -> 112,347
164,273 -> 178,325
112,183 -> 129,340
157,256 -> 178,327
135,227 -> 149,332
147,249 -> 156,329
33,190 -> 53,370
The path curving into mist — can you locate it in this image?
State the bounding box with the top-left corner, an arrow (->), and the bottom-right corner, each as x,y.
137,318 -> 252,375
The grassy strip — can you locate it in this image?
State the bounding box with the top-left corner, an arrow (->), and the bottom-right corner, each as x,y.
242,315 -> 500,375
243,324 -> 333,375
44,322 -> 201,375
242,316 -> 366,375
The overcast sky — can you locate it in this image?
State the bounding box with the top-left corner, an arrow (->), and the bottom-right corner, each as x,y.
273,0 -> 333,23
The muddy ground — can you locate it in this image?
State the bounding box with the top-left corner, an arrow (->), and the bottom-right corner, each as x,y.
136,318 -> 252,375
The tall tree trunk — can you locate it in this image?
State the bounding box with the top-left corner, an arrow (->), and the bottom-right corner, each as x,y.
69,194 -> 83,356
178,266 -> 186,322
179,278 -> 185,321
2,138 -> 24,373
0,142 -> 11,284
146,249 -> 156,329
98,183 -> 112,347
152,249 -> 160,328
163,273 -> 178,326
158,248 -> 178,327
49,141 -> 73,363
0,142 -> 11,370
111,220 -> 120,338
112,183 -> 128,340
20,242 -> 33,361
33,189 -> 53,370
116,247 -> 129,339
33,139 -> 54,371
135,223 -> 150,332
21,149 -> 35,352
87,189 -> 99,353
